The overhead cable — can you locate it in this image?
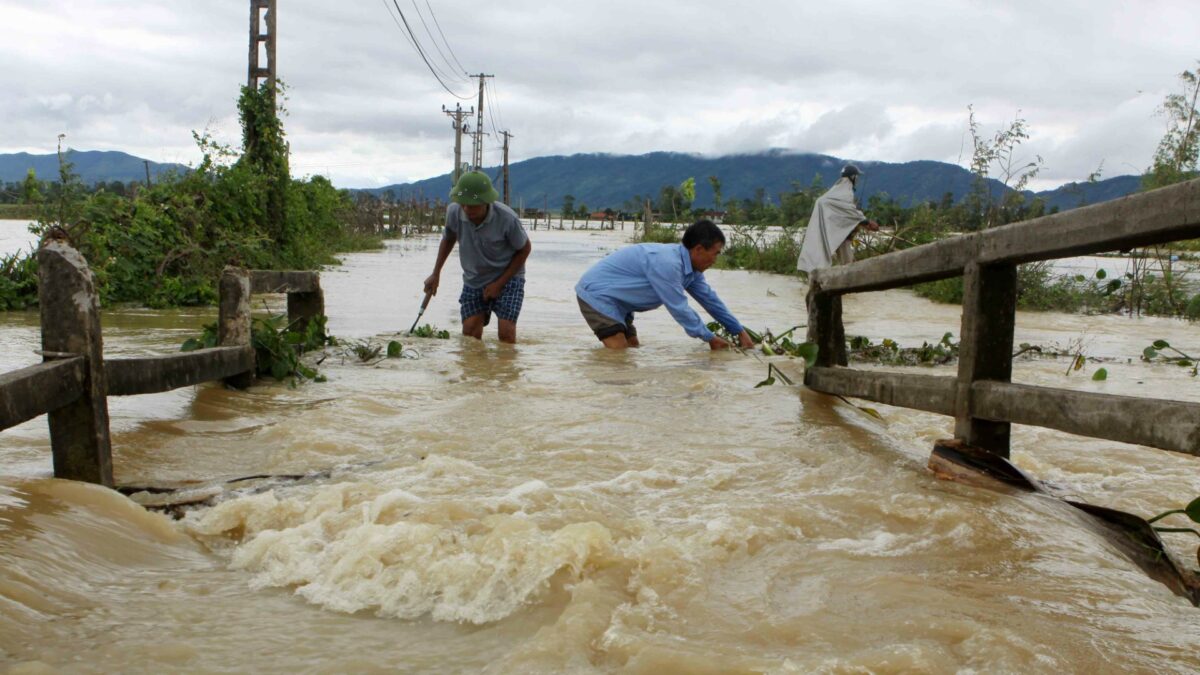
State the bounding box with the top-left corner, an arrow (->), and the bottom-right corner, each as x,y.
392,0 -> 468,90
425,0 -> 468,74
410,0 -> 467,82
380,0 -> 471,99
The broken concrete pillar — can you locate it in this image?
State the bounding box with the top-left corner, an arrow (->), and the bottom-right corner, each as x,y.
37,239 -> 113,486
218,267 -> 254,389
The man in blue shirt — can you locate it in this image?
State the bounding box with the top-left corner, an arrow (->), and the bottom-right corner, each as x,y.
575,219 -> 755,350
423,172 -> 532,343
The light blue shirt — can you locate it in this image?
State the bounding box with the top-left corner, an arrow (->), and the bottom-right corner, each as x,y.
575,243 -> 744,342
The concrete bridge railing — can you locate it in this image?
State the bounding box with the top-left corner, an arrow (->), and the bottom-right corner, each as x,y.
0,239 -> 323,487
805,176 -> 1200,459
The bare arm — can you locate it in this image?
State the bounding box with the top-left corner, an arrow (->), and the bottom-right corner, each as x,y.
424,231 -> 458,296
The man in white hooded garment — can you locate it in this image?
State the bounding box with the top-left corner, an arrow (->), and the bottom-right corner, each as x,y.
796,164 -> 879,274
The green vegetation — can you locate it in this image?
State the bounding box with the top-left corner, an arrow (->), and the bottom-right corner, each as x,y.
705,322 -> 818,387
0,82 -> 383,312
181,313 -> 335,384
1142,338 -> 1197,376
1142,62 -> 1199,191
912,266 -> 1129,314
409,323 -> 451,339
345,338 -> 418,364
1146,496 -> 1200,568
0,251 -> 37,311
848,332 -> 960,367
0,204 -> 38,219
633,223 -> 679,244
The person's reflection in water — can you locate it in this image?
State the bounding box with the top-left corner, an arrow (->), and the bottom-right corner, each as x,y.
456,340 -> 524,387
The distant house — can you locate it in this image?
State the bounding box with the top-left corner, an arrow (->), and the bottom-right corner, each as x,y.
589,211 -> 610,221
700,210 -> 727,223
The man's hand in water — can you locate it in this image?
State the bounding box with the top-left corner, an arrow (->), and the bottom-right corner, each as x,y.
708,335 -> 732,350
483,279 -> 504,301
737,329 -> 755,349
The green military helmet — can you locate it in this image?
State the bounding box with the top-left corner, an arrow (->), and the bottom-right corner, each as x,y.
449,171 -> 499,205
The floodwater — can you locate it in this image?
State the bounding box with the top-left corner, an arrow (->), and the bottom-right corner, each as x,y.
1,218 -> 1199,673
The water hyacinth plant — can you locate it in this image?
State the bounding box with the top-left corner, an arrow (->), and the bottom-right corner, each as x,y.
409,324 -> 451,339
1147,497 -> 1200,567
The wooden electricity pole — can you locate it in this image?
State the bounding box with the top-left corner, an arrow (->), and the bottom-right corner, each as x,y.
443,103 -> 473,185
499,130 -> 513,204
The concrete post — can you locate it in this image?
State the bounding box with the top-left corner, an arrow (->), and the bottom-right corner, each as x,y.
954,262 -> 1017,457
38,240 -> 113,486
287,280 -> 324,335
219,267 -> 254,389
805,282 -> 847,370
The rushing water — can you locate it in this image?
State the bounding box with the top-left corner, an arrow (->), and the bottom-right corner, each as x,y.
2,219 -> 1200,673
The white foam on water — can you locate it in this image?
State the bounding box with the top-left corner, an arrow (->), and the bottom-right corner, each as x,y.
184,467 -> 621,624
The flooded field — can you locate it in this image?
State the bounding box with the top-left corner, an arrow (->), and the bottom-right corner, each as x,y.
2,219 -> 1199,673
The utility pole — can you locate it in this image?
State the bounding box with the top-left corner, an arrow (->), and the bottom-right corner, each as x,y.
247,0 -> 276,97
468,73 -> 494,169
143,160 -> 152,186
499,130 -> 513,204
442,103 -> 473,185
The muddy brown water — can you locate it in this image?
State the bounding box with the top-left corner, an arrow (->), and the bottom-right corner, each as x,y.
2,220 -> 1199,673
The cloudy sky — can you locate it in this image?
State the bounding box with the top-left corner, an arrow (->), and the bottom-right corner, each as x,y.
2,0 -> 1197,190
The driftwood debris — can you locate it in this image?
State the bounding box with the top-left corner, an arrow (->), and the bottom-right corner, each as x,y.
930,439 -> 1200,606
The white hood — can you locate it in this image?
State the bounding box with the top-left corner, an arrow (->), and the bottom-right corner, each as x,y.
796,177 -> 866,273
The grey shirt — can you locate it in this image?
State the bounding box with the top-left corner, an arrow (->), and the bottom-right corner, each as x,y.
443,201 -> 528,288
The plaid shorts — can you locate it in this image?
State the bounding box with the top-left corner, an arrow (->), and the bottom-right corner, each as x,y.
459,276 -> 525,325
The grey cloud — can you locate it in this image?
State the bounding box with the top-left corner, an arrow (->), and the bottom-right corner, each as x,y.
2,0 -> 1197,187
789,103 -> 894,154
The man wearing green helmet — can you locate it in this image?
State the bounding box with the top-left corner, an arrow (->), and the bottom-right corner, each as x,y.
423,171 -> 532,343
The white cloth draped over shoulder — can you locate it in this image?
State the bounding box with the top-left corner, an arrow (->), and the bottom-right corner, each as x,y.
796,177 -> 866,273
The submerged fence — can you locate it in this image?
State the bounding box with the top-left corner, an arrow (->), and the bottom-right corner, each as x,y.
0,239 -> 323,487
804,177 -> 1200,458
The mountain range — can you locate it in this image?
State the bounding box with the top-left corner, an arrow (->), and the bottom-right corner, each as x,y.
0,149 -> 1142,212
0,150 -> 189,185
364,150 -> 1142,213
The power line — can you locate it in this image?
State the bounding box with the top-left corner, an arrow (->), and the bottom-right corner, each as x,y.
392,0 -> 468,90
424,0 -> 467,74
380,0 -> 471,99
380,1 -> 423,63
484,83 -> 502,137
487,77 -> 506,132
409,0 -> 467,83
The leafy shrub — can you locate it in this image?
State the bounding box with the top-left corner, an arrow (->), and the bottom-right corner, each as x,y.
409,324 -> 450,339
181,313 -> 335,384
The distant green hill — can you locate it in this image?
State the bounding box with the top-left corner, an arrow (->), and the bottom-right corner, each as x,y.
0,150 -> 189,185
365,150 -> 1142,212
0,148 -> 1142,212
